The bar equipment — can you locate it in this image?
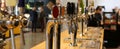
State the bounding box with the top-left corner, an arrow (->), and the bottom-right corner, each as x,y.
5,15 -> 19,49
17,0 -> 26,47
46,5 -> 62,49
17,15 -> 28,49
66,2 -> 78,46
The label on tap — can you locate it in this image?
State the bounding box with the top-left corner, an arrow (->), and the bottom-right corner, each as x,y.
52,6 -> 59,19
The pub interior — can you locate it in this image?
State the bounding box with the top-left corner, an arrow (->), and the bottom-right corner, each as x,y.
0,0 -> 120,49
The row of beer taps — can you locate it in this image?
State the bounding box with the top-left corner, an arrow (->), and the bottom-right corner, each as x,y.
46,2 -> 89,49
0,9 -> 29,49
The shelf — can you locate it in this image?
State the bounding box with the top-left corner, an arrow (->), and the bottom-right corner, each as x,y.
103,12 -> 117,31
104,23 -> 117,25
118,22 -> 120,25
104,28 -> 116,31
104,21 -> 116,24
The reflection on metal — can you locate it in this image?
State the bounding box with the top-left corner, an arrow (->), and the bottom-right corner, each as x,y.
46,20 -> 55,49
46,20 -> 60,49
6,20 -> 19,29
54,21 -> 60,49
18,15 -> 29,27
78,14 -> 88,36
5,16 -> 20,49
5,20 -> 18,49
20,16 -> 28,27
69,21 -> 77,46
66,2 -> 78,46
10,29 -> 16,49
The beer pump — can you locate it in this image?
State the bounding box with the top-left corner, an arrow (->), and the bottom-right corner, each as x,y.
5,2 -> 19,49
18,15 -> 28,47
18,0 -> 26,47
46,2 -> 78,48
76,5 -> 88,37
46,5 -> 61,49
5,15 -> 19,49
67,2 -> 78,46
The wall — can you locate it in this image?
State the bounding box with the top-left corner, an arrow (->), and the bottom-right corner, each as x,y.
94,0 -> 120,12
5,0 -> 17,6
60,0 -> 78,7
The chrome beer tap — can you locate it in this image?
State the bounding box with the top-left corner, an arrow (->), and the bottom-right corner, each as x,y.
5,15 -> 19,49
46,5 -> 61,49
18,15 -> 28,49
46,20 -> 55,49
66,2 -> 78,46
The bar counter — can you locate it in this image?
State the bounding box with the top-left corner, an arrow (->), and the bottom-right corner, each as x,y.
31,27 -> 104,49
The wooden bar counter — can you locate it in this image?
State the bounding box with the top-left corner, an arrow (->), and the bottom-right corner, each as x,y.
31,27 -> 104,49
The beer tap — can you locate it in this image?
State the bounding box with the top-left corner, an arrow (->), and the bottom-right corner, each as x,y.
66,2 -> 78,46
18,15 -> 28,48
5,15 -> 19,49
46,5 -> 61,49
17,0 -> 26,47
46,20 -> 55,49
77,6 -> 88,37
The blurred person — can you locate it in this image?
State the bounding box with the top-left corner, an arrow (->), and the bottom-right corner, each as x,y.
39,6 -> 45,32
95,6 -> 102,26
43,1 -> 54,22
18,0 -> 25,15
30,6 -> 38,32
88,6 -> 102,27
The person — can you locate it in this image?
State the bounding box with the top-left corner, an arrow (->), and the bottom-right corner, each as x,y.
88,6 -> 102,27
30,6 -> 38,32
94,6 -> 102,26
39,6 -> 45,32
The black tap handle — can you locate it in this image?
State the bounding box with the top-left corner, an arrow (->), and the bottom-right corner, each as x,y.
67,2 -> 71,15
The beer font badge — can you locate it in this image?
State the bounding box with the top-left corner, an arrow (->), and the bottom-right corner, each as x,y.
52,6 -> 59,18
